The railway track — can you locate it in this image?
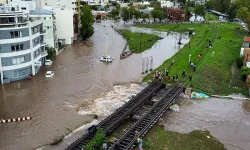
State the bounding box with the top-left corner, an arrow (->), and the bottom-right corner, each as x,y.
109,85 -> 185,150
65,82 -> 165,150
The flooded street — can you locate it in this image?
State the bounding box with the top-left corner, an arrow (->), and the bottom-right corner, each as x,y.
0,21 -> 183,150
163,98 -> 250,150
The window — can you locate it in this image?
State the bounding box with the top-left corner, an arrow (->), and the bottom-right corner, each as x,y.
11,46 -> 15,51
45,3 -> 47,5
50,17 -> 51,19
72,2 -> 74,4
12,57 -> 25,65
10,31 -> 21,38
16,45 -> 20,51
13,71 -> 18,78
50,26 -> 52,28
47,26 -> 49,29
11,44 -> 24,52
44,17 -> 46,20
21,7 -> 26,10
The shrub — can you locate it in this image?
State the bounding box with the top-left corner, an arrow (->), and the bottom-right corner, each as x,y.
240,66 -> 250,81
236,56 -> 244,68
45,46 -> 56,59
84,129 -> 107,150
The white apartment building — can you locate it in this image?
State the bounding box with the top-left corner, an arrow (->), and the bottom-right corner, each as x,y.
38,0 -> 79,12
0,0 -> 7,4
9,0 -> 36,13
30,9 -> 58,48
0,5 -> 47,83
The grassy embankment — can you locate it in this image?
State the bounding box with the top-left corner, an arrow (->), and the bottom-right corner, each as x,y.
143,125 -> 225,150
119,30 -> 161,53
135,23 -> 248,96
206,13 -> 219,21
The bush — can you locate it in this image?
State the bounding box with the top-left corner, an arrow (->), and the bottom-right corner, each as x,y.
236,57 -> 244,68
84,129 -> 107,150
45,46 -> 56,59
240,66 -> 250,81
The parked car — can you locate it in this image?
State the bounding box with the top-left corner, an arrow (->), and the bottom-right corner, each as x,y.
45,71 -> 54,78
45,59 -> 52,66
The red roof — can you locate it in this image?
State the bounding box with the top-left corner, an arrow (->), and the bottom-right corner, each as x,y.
244,37 -> 250,43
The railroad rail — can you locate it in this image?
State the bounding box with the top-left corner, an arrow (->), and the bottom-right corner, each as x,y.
109,85 -> 185,150
65,82 -> 165,150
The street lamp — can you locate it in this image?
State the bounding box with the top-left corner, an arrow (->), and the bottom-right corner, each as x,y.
189,54 -> 191,63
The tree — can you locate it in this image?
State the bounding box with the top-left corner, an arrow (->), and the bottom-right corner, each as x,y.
121,7 -> 130,24
142,13 -> 150,22
227,2 -> 237,21
45,46 -> 56,59
110,9 -> 120,21
194,5 -> 206,19
151,10 -> 159,22
134,10 -> 142,20
80,5 -> 94,40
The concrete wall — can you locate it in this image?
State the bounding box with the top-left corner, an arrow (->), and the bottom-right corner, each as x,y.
3,66 -> 32,81
1,53 -> 32,66
0,40 -> 30,53
39,0 -> 78,13
0,28 -> 29,39
54,9 -> 74,44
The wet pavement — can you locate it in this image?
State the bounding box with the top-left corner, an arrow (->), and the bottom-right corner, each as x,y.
0,20 -> 184,150
163,98 -> 250,150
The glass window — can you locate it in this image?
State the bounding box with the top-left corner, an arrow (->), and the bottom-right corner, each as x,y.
47,26 -> 49,29
12,58 -> 17,65
16,45 -> 20,51
14,31 -> 19,37
16,58 -> 21,64
72,2 -> 74,4
20,44 -> 24,50
13,71 -> 18,78
44,17 -> 46,20
20,57 -> 24,63
11,45 -> 15,51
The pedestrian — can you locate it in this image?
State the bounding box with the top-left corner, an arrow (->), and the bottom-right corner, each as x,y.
171,59 -> 174,67
193,64 -> 196,72
190,62 -> 194,68
102,142 -> 107,150
189,74 -> 192,81
168,75 -> 170,81
176,74 -> 178,81
165,68 -> 169,76
173,75 -> 176,81
198,54 -> 201,59
138,137 -> 143,150
182,70 -> 185,77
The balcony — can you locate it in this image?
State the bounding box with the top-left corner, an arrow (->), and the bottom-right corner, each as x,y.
41,51 -> 48,58
40,30 -> 46,35
40,41 -> 48,47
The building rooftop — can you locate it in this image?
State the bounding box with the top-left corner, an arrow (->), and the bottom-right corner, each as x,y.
244,37 -> 250,43
30,9 -> 53,15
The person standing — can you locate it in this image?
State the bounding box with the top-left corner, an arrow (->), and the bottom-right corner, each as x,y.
189,74 -> 192,81
165,68 -> 169,77
171,59 -> 174,67
173,75 -> 176,81
176,74 -> 179,81
182,70 -> 185,77
138,137 -> 143,150
168,75 -> 170,81
193,64 -> 196,72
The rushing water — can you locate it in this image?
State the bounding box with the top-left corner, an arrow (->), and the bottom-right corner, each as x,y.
0,20 -> 186,150
163,98 -> 250,150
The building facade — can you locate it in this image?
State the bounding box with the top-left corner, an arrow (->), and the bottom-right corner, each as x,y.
30,9 -> 58,48
0,7 -> 47,83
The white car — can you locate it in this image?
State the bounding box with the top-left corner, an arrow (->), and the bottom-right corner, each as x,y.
100,55 -> 113,63
45,59 -> 52,66
45,71 -> 54,78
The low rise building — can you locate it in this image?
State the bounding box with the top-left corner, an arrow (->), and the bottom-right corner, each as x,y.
0,5 -> 47,83
30,9 -> 58,49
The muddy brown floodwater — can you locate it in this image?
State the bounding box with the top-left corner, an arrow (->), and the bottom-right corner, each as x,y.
163,98 -> 250,150
0,21 -> 186,150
